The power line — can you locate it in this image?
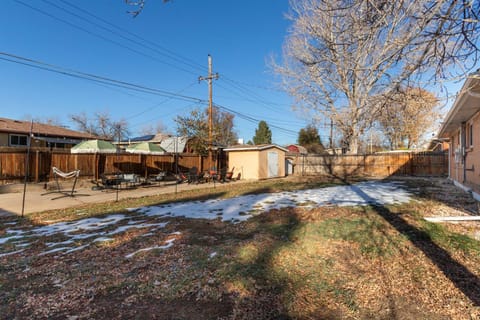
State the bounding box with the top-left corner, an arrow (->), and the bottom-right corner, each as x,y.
14,0 -> 200,77
220,77 -> 284,92
15,0 -> 292,116
0,51 -> 306,139
0,52 -> 206,104
126,81 -> 198,121
130,102 -> 203,130
215,103 -> 299,137
56,0 -> 207,74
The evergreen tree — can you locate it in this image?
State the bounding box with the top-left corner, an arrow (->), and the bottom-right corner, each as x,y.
298,124 -> 325,153
252,121 -> 272,145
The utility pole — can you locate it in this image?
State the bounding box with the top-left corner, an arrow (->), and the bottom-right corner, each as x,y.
21,120 -> 34,218
199,54 -> 219,168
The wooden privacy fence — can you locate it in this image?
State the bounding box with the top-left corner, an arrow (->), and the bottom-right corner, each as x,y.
294,152 -> 448,177
0,149 -> 214,183
1,149 -> 448,183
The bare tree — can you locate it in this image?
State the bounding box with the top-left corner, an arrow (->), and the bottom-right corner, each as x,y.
378,87 -> 440,150
275,0 -> 479,154
125,0 -> 170,17
22,115 -> 63,127
174,106 -> 238,154
70,111 -> 130,140
139,121 -> 169,136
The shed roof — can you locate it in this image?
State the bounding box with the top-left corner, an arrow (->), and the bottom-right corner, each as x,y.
0,117 -> 96,139
438,71 -> 480,138
224,144 -> 288,152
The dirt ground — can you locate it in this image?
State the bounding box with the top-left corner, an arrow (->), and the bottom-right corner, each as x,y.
398,177 -> 480,240
1,176 -> 479,319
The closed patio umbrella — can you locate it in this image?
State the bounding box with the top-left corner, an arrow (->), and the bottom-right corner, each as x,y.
71,139 -> 117,154
126,142 -> 166,178
71,139 -> 117,180
125,142 -> 165,155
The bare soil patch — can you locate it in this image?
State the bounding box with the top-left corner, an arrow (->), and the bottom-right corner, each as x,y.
1,177 -> 479,319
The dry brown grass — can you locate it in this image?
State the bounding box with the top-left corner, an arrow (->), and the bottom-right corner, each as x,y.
1,177 -> 479,319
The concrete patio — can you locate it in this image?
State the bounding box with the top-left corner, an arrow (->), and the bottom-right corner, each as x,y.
0,179 -> 236,216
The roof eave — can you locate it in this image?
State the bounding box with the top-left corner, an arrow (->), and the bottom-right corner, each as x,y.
438,74 -> 480,138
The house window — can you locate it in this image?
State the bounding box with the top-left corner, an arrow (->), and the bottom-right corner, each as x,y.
9,134 -> 28,147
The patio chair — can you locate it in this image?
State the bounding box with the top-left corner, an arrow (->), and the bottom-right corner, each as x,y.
176,172 -> 188,184
188,166 -> 204,184
99,174 -> 121,189
120,173 -> 140,189
219,167 -> 227,183
147,171 -> 167,186
225,167 -> 235,181
207,167 -> 218,183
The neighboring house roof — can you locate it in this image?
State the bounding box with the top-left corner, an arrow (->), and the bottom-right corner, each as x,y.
0,117 -> 96,140
151,133 -> 171,143
129,134 -> 155,142
159,136 -> 188,153
438,70 -> 480,138
224,144 -> 289,152
286,144 -> 308,154
120,134 -> 188,153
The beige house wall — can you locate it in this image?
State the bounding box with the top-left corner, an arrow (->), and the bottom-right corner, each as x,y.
449,111 -> 480,194
228,151 -> 260,180
258,150 -> 268,179
0,133 -> 50,148
0,133 -> 8,147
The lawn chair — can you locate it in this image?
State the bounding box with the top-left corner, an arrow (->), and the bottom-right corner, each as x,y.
225,167 -> 235,181
188,167 -> 206,184
207,167 -> 218,183
219,167 -> 227,183
176,172 -> 188,184
42,167 -> 83,200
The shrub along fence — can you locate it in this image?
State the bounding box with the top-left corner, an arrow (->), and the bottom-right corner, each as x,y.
292,152 -> 448,178
0,149 -> 215,183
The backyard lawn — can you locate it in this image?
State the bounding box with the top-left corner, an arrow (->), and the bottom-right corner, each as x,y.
0,177 -> 479,319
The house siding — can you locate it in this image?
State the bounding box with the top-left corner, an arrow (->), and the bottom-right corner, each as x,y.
449,111 -> 480,193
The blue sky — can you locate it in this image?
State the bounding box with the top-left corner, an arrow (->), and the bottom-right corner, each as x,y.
0,0 -> 321,145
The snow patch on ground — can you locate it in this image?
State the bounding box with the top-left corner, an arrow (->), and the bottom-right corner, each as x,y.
140,181 -> 412,222
125,238 -> 176,258
0,181 -> 412,257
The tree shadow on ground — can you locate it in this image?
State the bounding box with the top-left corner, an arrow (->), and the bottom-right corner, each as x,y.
349,184 -> 480,306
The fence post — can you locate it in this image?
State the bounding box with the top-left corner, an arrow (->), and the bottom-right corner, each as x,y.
409,153 -> 414,176
35,150 -> 39,182
302,154 -> 305,176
